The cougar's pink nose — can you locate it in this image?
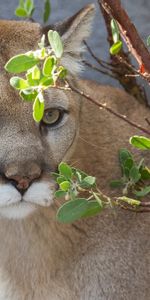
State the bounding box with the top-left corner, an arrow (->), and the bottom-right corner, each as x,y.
4,163 -> 41,191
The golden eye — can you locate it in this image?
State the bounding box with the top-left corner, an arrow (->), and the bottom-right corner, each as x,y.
42,109 -> 62,126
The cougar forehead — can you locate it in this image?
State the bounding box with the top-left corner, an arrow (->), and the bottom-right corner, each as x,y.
0,20 -> 41,59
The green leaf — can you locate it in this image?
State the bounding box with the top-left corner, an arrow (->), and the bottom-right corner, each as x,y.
48,30 -> 63,58
134,186 -> 150,197
130,135 -> 150,150
5,54 -> 39,74
54,190 -> 66,198
82,200 -> 103,218
56,198 -> 88,223
15,7 -> 28,18
82,176 -> 96,187
58,162 -> 72,179
72,168 -> 88,180
43,56 -> 55,77
129,166 -> 141,183
119,148 -> 132,165
147,35 -> 150,47
38,35 -> 46,49
26,71 -> 40,86
122,157 -> 134,178
31,65 -> 41,80
41,47 -> 46,58
20,89 -> 38,102
59,181 -> 71,191
110,41 -> 122,55
33,95 -> 45,122
123,166 -> 130,178
19,0 -> 25,8
140,167 -> 150,180
110,180 -> 123,188
58,66 -> 67,79
56,176 -> 66,184
40,76 -> 54,87
10,76 -> 29,90
25,0 -> 34,15
124,158 -> 134,170
111,19 -> 120,43
43,0 -> 51,23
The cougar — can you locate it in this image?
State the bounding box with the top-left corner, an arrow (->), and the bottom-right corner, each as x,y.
0,3 -> 149,300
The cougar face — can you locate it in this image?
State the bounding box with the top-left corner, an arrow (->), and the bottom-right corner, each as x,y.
0,5 -> 94,219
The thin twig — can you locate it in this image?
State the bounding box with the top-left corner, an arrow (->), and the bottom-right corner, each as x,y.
68,82 -> 150,136
140,201 -> 150,207
84,41 -> 113,68
136,208 -> 150,212
83,60 -> 117,79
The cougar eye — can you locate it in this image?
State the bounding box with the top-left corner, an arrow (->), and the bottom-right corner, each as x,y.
42,108 -> 66,127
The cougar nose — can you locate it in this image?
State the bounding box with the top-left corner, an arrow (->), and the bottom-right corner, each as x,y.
4,163 -> 41,192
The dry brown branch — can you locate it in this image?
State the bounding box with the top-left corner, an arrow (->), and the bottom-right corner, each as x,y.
97,0 -> 148,104
98,0 -> 150,79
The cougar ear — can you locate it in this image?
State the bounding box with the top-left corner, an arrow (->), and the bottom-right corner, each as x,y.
42,4 -> 95,75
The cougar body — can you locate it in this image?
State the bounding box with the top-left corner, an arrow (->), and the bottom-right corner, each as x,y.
0,4 -> 149,300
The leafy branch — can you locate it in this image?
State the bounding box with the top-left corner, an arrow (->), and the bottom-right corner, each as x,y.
53,162 -> 141,223
54,136 -> 150,223
5,30 -> 67,122
98,0 -> 150,83
53,142 -> 150,223
15,0 -> 51,23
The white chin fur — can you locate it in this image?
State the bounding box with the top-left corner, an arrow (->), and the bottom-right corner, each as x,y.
0,202 -> 36,220
0,181 -> 55,220
0,184 -> 21,207
23,181 -> 54,207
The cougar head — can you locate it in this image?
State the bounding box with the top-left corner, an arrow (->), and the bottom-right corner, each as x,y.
0,4 -> 95,219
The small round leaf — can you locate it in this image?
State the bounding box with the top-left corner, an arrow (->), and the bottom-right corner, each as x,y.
10,77 -> 29,90
43,56 -> 55,77
58,162 -> 72,179
48,30 -> 63,58
59,181 -> 71,191
33,95 -> 45,122
110,41 -> 122,55
15,7 -> 28,17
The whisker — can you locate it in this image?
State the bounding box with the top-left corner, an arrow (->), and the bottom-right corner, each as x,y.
78,135 -> 102,149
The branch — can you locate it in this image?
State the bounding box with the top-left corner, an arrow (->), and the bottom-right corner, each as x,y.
84,41 -> 113,68
98,0 -> 150,78
68,82 -> 150,136
83,60 -> 117,79
97,0 -> 149,104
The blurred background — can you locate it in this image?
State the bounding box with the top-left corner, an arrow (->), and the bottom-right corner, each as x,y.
0,0 -> 150,96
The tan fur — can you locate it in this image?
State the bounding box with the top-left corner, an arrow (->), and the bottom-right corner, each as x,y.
0,5 -> 149,300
